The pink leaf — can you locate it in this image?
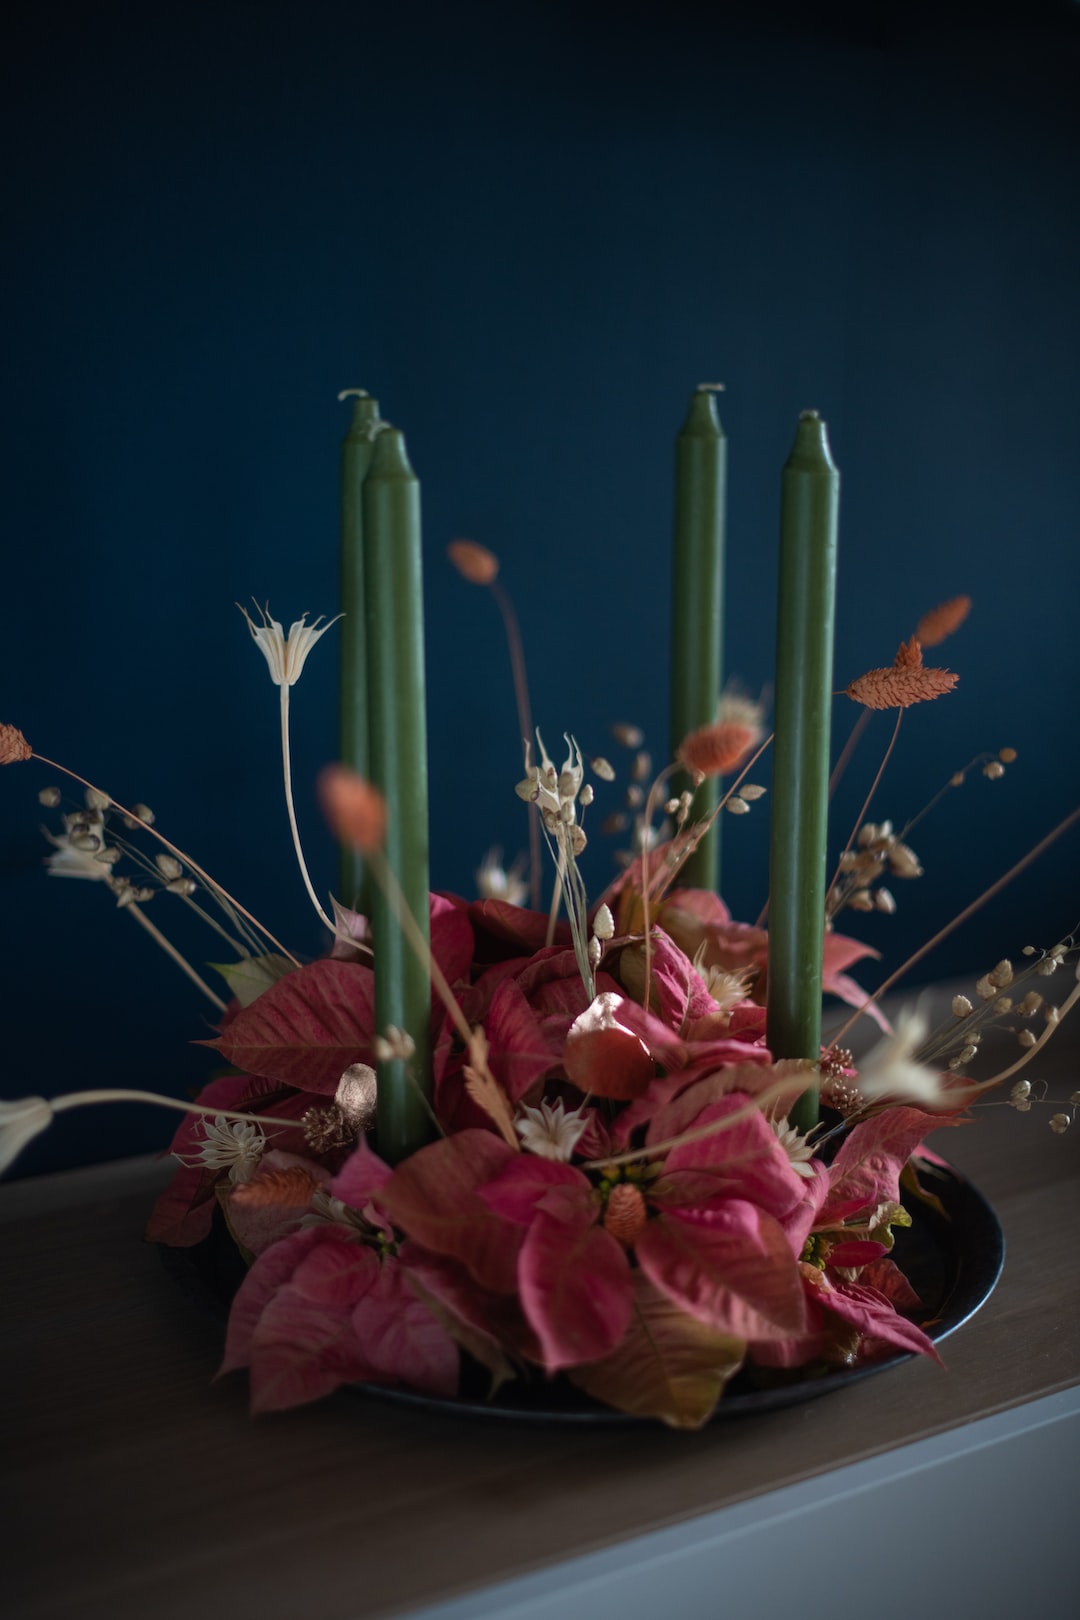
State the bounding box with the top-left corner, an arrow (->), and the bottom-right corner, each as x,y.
482,977 -> 566,1102
477,1156 -> 588,1225
569,1271 -> 745,1428
353,1261 -> 460,1397
220,1225 -> 375,1376
826,1239 -> 889,1269
823,971 -> 891,1034
518,1207 -> 632,1370
399,1243 -> 541,1366
636,1204 -> 807,1340
820,1107 -> 959,1226
813,1276 -> 942,1363
201,959 -> 376,1091
376,1131 -> 521,1293
330,1138 -> 393,1209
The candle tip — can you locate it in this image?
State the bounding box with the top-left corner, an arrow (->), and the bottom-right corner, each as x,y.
337,387 -> 371,402
696,382 -> 726,392
798,408 -> 820,421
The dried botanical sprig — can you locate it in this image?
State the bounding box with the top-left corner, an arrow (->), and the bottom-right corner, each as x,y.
0,723 -> 31,764
845,638 -> 958,710
447,538 -> 499,585
677,721 -> 755,779
915,595 -> 971,647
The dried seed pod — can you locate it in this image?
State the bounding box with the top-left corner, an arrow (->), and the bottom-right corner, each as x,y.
1049,1113 -> 1070,1135
38,786 -> 62,808
952,995 -> 974,1017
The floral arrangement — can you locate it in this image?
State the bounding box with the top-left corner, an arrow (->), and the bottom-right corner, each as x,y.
2,398 -> 1077,1430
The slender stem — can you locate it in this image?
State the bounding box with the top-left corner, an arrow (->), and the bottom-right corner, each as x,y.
123,902 -> 228,1012
825,708 -> 903,897
30,753 -> 301,967
50,1090 -> 296,1130
973,980 -> 1080,1091
828,705 -> 870,798
491,578 -> 542,911
828,804 -> 1080,1045
545,851 -> 565,947
279,685 -> 336,934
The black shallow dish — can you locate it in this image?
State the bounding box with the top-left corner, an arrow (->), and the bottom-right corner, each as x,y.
160,1159 -> 1004,1426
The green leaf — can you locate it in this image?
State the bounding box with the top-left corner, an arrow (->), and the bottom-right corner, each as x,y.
569,1272 -> 745,1429
210,954 -> 295,1008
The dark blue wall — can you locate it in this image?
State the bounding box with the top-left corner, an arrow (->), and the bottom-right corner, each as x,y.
3,0 -> 1078,1174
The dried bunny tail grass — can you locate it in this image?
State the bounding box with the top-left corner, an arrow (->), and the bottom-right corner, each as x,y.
845,638 -> 958,710
317,765 -> 388,853
230,1166 -> 320,1208
0,723 -> 32,764
915,595 -> 971,647
677,721 -> 755,779
463,1028 -> 520,1149
447,539 -> 500,585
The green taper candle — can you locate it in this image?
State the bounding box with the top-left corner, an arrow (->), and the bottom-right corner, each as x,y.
766,410 -> 839,1133
362,425 -> 432,1162
338,388 -> 382,909
670,385 -> 726,893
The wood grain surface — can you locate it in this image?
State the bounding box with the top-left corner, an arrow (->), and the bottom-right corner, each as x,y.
3,998 -> 1077,1620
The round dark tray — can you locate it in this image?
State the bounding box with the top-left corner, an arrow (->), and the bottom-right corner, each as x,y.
160,1157 -> 1003,1426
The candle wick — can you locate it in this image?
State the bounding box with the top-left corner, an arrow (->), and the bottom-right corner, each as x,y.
337,387 -> 371,401
696,381 -> 726,392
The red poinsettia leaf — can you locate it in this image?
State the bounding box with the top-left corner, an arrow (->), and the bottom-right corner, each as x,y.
518,1207 -> 632,1370
858,1255 -> 923,1310
430,893 -> 476,987
376,1131 -> 521,1293
477,1156 -> 588,1225
330,1138 -> 393,1210
819,1106 -> 959,1226
649,1089 -> 814,1230
614,929 -> 717,1032
352,1260 -> 460,1397
823,972 -> 891,1034
636,1204 -> 807,1340
468,898 -> 573,959
220,1224 -> 376,1376
569,1271 -> 745,1429
398,1242 -> 541,1367
201,959 -> 376,1092
812,1275 -> 942,1364
482,977 -> 566,1102
821,931 -> 882,975
659,887 -> 733,928
563,992 -> 656,1100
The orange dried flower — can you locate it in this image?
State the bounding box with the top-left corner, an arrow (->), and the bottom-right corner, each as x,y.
915,595 -> 971,647
603,1182 -> 648,1246
846,639 -> 958,710
317,765 -> 387,853
677,721 -> 755,778
447,539 -> 500,585
231,1166 -> 318,1208
0,724 -> 31,764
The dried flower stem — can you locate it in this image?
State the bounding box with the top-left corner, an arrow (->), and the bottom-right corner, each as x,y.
586,1067 -> 814,1171
828,706 -> 870,798
279,686 -> 337,934
828,804 -> 1080,1044
30,753 -> 301,968
490,578 -> 542,910
827,709 -> 904,896
123,902 -> 228,1012
50,1090 -> 293,1130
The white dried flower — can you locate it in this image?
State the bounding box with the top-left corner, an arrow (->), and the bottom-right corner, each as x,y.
515,1098 -> 590,1162
769,1116 -> 818,1179
739,783 -> 767,801
374,1025 -> 416,1063
1049,1113 -> 1070,1135
856,1009 -> 943,1105
475,847 -> 529,907
175,1114 -> 265,1183
725,795 -> 750,815
952,995 -> 974,1017
592,903 -> 615,941
238,602 -> 342,687
44,829 -> 112,882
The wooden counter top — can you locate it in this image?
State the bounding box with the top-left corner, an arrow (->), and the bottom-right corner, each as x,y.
3,1005 -> 1078,1620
